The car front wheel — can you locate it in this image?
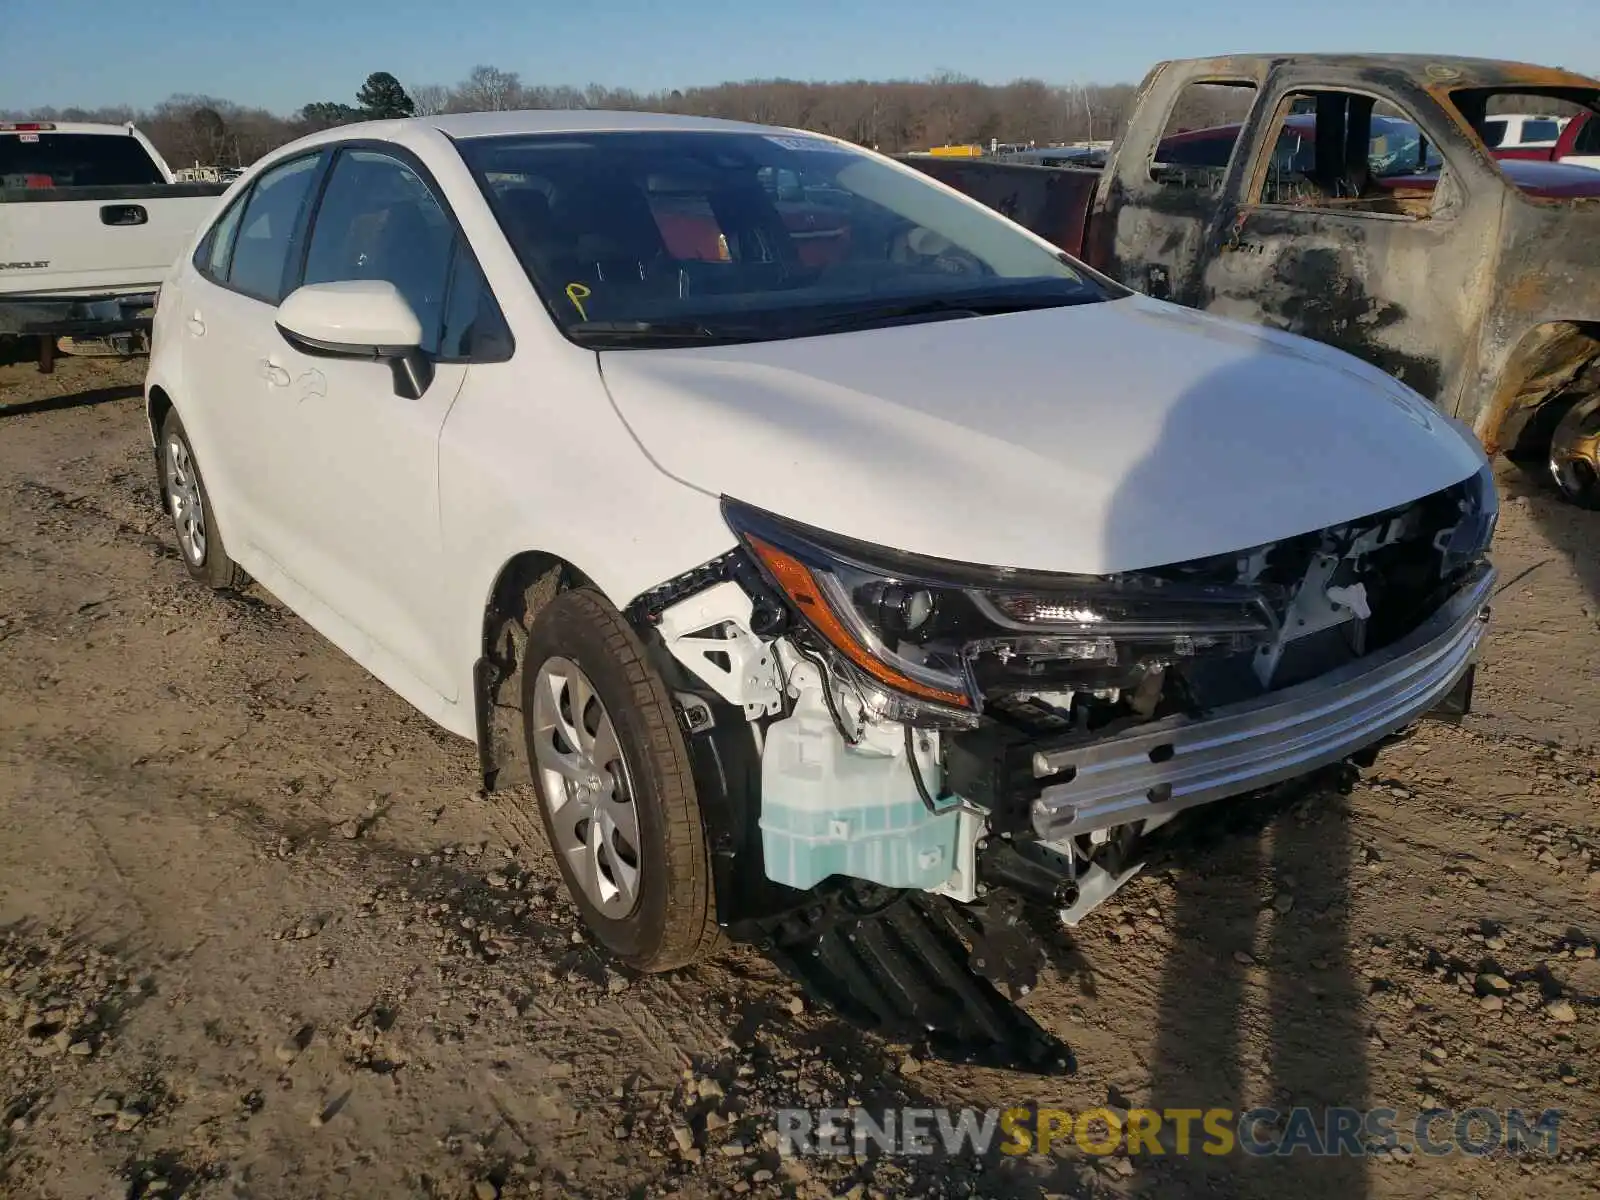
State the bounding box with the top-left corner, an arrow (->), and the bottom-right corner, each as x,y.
520,587 -> 721,972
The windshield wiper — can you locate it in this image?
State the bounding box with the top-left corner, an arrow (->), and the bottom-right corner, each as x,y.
568,320 -> 727,343
791,292 -> 1098,336
566,292 -> 1099,347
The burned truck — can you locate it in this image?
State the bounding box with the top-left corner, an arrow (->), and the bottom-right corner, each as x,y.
905,54 -> 1600,509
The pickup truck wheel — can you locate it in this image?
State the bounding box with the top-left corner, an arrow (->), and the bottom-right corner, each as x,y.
1548,392 -> 1600,510
521,588 -> 720,972
159,411 -> 245,589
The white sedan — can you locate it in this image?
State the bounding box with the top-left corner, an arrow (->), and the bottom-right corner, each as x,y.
145,111 -> 1496,976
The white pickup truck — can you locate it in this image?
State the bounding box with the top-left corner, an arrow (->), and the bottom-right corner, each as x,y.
1,121 -> 229,362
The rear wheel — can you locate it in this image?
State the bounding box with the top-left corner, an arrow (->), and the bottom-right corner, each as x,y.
521,588 -> 720,971
1548,392 -> 1600,509
159,410 -> 245,589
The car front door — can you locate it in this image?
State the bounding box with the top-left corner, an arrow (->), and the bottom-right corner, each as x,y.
1200,73 -> 1493,408
261,145 -> 508,700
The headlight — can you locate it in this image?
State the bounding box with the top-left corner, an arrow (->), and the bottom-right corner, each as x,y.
1438,462 -> 1497,579
722,499 -> 1278,723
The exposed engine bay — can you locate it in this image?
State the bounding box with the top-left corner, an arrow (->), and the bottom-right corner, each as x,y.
621,467 -> 1497,1067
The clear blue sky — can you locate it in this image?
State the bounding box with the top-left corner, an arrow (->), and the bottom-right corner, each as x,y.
6,0 -> 1598,114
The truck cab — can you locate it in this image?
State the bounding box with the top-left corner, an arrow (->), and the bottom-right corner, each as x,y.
910,55 -> 1600,507
1,121 -> 230,359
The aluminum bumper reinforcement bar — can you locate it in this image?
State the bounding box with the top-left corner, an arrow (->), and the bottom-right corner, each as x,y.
1030,565 -> 1496,842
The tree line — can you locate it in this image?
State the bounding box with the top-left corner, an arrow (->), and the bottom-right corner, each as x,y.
9,66 -> 1156,169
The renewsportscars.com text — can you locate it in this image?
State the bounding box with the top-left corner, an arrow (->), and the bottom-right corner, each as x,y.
775,1105 -> 1565,1159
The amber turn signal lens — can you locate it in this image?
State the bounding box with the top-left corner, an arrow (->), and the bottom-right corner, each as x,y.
746,535 -> 971,709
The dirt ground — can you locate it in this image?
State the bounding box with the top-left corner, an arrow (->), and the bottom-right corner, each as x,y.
1,354 -> 1597,1200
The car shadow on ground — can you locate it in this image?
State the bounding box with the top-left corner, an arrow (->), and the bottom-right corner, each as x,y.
0,383 -> 143,419
1088,348 -> 1382,1197
1134,777 -> 1373,1197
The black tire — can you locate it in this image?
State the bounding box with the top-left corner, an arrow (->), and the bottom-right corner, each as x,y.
158,409 -> 246,589
1548,392 -> 1600,510
520,587 -> 721,972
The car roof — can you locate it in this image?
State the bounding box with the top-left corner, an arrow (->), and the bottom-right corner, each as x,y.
394,110 -> 797,142
1167,54 -> 1600,92
254,109 -> 833,168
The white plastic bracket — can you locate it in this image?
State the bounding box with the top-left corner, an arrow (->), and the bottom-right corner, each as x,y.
656,581 -> 783,720
930,806 -> 985,903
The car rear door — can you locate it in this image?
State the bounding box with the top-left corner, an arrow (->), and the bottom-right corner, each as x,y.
178,152 -> 326,559
259,145 -> 511,700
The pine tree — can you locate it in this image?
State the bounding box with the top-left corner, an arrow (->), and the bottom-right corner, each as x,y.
356,72 -> 416,120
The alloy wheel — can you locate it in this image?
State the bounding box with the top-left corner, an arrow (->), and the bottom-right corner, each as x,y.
165,435 -> 207,564
529,656 -> 642,918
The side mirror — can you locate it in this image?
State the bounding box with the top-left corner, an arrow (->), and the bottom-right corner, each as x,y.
275,280 -> 434,399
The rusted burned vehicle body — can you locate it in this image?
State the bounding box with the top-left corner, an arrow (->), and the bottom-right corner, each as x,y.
904,55 -> 1600,508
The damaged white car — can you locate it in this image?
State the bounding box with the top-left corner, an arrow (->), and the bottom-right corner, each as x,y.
144,111 -> 1498,985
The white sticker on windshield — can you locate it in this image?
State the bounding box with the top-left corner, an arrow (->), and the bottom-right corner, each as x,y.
762,134 -> 836,153
19,133 -> 40,143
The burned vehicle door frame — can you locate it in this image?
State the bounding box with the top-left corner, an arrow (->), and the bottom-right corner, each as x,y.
1200,65 -> 1502,407
1088,59 -> 1272,306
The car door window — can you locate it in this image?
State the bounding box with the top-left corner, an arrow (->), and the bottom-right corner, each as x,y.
301,150 -> 455,353
227,154 -> 322,302
1256,90 -> 1447,218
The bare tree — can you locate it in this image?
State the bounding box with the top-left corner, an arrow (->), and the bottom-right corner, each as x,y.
408,83 -> 449,117
452,65 -> 523,113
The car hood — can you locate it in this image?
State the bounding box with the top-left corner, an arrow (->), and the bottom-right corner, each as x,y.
598,294 -> 1488,575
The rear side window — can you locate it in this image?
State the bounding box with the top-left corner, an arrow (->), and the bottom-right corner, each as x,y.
227,155 -> 322,303
1150,81 -> 1258,196
194,193 -> 248,284
1446,88 -> 1600,191
0,132 -> 164,188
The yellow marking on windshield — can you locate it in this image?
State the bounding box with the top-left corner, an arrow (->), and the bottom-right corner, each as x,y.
565,282 -> 591,320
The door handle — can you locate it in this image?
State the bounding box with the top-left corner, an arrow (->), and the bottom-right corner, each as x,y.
100,203 -> 148,226
186,311 -> 205,336
1223,212 -> 1246,251
260,358 -> 292,388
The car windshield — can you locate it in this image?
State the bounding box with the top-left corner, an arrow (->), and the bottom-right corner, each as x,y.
457,129 -> 1113,347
